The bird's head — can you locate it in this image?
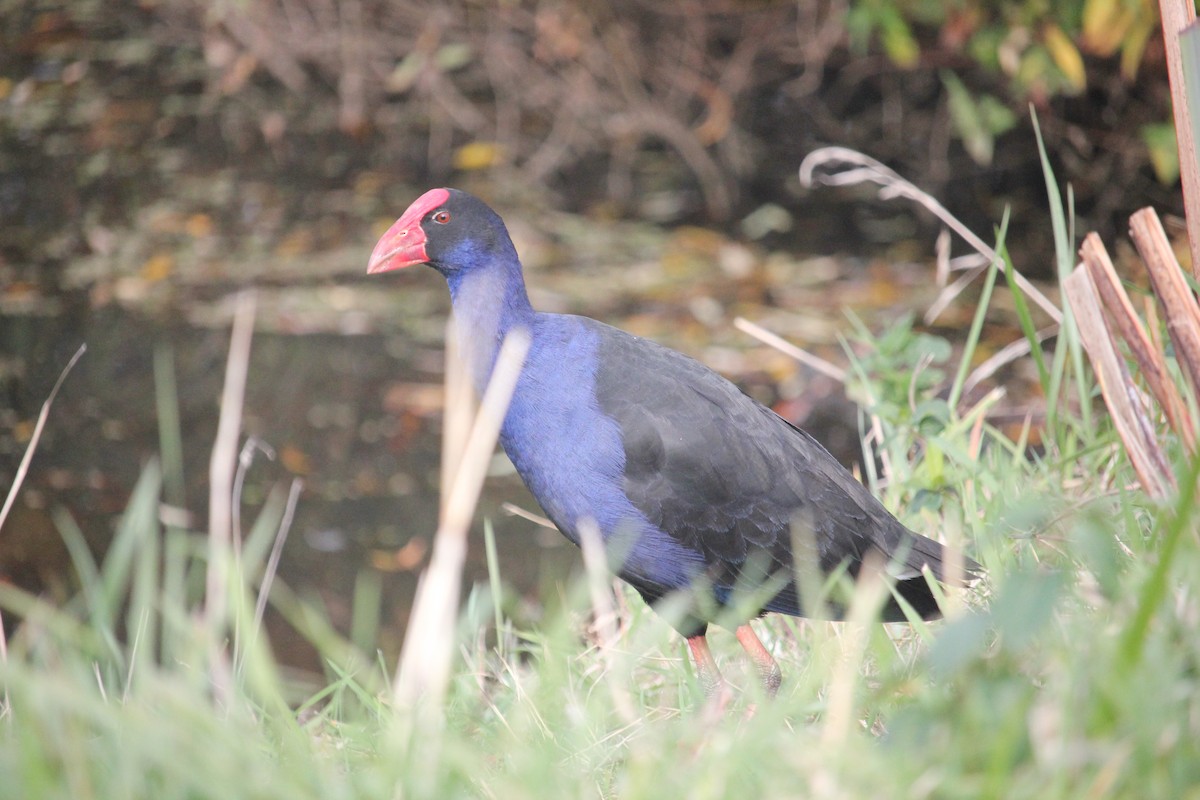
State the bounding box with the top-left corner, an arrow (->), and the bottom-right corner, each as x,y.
367,188 -> 514,277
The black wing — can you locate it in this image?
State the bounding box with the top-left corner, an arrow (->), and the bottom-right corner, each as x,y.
590,319 -> 968,620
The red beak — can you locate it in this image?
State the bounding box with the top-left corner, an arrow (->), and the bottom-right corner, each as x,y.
366,187 -> 450,274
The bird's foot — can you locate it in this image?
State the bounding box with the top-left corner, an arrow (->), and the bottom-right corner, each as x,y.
735,623 -> 782,698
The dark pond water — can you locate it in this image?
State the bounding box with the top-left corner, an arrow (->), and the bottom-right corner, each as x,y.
0,286 -> 594,669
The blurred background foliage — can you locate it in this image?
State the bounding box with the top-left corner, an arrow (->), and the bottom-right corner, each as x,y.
0,0 -> 1186,290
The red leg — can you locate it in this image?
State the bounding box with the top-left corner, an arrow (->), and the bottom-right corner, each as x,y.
686,634 -> 729,703
736,623 -> 782,697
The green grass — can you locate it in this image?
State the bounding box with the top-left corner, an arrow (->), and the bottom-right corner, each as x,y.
4,175 -> 1200,798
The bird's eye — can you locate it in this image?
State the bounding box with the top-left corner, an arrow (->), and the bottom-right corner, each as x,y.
432,210 -> 451,224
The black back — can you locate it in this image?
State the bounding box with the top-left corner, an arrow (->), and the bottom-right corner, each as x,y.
591,320 -> 975,623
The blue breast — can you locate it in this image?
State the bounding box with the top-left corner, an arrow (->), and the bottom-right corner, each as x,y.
498,314 -> 707,592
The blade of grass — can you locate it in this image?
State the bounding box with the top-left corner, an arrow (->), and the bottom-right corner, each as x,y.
1004,240 -> 1052,391
159,526 -> 191,666
1119,450 -> 1200,670
106,461 -> 162,637
51,506 -> 108,628
1033,110 -> 1092,436
0,581 -> 108,658
350,567 -> 383,658
948,211 -> 1008,411
153,343 -> 186,510
127,463 -> 163,691
483,518 -> 505,657
240,483 -> 289,577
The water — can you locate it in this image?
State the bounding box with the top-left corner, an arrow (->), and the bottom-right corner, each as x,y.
0,287 -> 582,669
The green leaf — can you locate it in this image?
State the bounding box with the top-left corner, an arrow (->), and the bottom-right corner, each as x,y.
1141,122 -> 1180,185
879,9 -> 920,68
435,43 -> 474,71
943,71 -> 1016,165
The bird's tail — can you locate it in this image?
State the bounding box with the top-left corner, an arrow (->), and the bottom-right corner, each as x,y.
881,535 -> 981,622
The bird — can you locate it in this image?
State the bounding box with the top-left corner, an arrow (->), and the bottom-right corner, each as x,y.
368,187 -> 980,699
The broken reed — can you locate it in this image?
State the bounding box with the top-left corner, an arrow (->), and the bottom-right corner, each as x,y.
1064,207 -> 1199,499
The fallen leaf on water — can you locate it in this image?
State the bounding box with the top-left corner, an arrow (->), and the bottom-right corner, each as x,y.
383,382 -> 445,416
275,228 -> 314,258
371,537 -> 428,572
141,252 -> 173,282
13,419 -> 34,444
280,444 -> 312,475
185,213 -> 214,238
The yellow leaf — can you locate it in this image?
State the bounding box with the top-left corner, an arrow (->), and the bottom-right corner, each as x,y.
881,20 -> 920,69
13,419 -> 34,444
140,252 -> 173,282
453,141 -> 504,171
1119,16 -> 1156,79
354,171 -> 384,198
1081,0 -> 1133,56
185,213 -> 213,238
275,228 -> 313,258
1043,24 -> 1086,93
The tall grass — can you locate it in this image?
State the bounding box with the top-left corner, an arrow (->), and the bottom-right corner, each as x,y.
2,169 -> 1200,798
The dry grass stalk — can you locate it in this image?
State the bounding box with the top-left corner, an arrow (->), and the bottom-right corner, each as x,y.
248,478 -> 304,657
1156,0 -> 1200,276
439,321 -> 473,521
1130,207 -> 1200,398
578,519 -> 637,723
1080,233 -> 1196,453
1062,266 -> 1175,498
0,342 -> 84,709
733,316 -> 846,382
0,344 -> 86,534
798,147 -> 1062,325
205,290 -> 257,703
820,554 -> 889,750
392,327 -> 530,712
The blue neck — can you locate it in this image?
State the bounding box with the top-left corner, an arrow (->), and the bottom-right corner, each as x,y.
444,255 -> 534,393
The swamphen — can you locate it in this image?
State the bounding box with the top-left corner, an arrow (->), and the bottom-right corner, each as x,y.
369,188 -> 978,698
